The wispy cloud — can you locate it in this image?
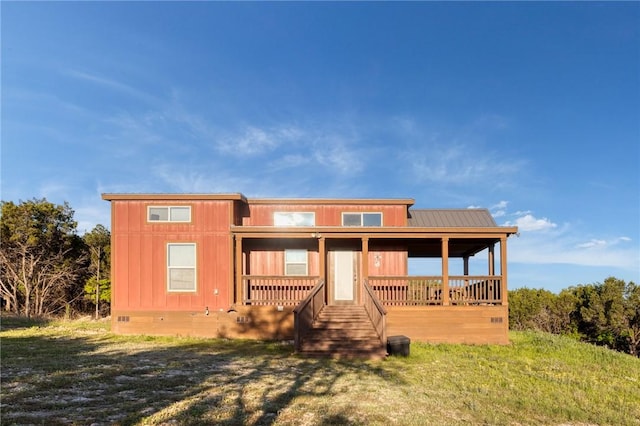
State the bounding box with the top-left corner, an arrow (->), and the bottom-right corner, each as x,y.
576,239 -> 607,249
150,163 -> 255,194
268,154 -> 310,171
311,135 -> 364,174
216,125 -> 302,156
396,118 -> 525,187
93,90 -> 371,196
104,111 -> 166,149
37,181 -> 72,201
576,237 -> 633,249
469,113 -> 510,131
64,69 -> 159,104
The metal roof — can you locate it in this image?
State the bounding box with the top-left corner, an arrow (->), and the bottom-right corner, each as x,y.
408,209 -> 497,228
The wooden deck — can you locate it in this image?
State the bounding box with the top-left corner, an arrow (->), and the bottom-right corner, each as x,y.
112,274 -> 508,345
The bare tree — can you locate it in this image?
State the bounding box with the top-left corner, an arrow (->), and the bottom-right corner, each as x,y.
0,199 -> 85,317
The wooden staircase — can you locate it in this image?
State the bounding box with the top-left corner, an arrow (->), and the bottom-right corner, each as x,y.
297,305 -> 387,359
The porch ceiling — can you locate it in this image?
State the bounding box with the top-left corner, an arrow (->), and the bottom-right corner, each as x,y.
405,238 -> 500,258
232,227 -> 510,258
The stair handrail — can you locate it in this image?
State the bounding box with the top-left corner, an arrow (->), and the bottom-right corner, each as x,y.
363,279 -> 387,347
293,279 -> 326,352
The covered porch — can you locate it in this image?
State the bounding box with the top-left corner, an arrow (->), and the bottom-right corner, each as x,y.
230,226 -> 516,309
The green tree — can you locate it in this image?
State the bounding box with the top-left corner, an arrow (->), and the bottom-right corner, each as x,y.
0,199 -> 85,317
550,289 -> 578,336
509,287 -> 562,333
83,224 -> 111,318
621,281 -> 640,356
569,277 -> 639,355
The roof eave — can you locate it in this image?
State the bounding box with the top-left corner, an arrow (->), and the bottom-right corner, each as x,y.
101,193 -> 247,202
246,198 -> 415,206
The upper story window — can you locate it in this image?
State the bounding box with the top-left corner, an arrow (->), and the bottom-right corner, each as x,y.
148,206 -> 191,223
274,212 -> 315,227
342,212 -> 383,227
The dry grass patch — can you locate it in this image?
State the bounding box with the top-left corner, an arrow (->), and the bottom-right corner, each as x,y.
1,316 -> 639,425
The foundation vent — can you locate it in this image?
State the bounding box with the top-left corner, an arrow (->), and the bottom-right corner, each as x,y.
490,317 -> 503,324
117,316 -> 130,322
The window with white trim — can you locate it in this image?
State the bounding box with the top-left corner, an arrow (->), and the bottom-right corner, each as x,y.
342,212 -> 382,227
274,212 -> 315,227
148,206 -> 191,222
167,243 -> 196,292
285,249 -> 308,275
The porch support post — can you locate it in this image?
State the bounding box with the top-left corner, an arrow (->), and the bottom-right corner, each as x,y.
500,237 -> 508,305
441,237 -> 450,306
318,236 -> 326,284
361,237 -> 369,282
463,255 -> 470,287
235,235 -> 243,305
488,243 -> 495,276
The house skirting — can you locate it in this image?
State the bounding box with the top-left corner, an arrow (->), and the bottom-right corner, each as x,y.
111,306 -> 295,340
386,305 -> 509,345
111,305 -> 509,345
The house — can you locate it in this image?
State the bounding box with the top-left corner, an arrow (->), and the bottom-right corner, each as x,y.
102,193 -> 518,356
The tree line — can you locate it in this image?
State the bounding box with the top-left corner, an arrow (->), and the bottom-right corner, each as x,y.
0,199 -> 110,318
2,199 -> 638,357
509,278 -> 640,357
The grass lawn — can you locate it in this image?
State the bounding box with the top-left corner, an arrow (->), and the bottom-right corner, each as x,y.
1,315 -> 639,425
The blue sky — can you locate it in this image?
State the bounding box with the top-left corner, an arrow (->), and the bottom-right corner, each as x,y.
2,2 -> 638,292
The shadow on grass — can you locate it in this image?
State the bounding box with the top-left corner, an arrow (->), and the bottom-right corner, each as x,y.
1,324 -> 402,425
0,314 -> 52,330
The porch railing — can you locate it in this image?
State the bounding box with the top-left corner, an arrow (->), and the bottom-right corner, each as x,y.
449,276 -> 502,304
368,276 -> 502,306
293,279 -> 326,351
369,276 -> 443,305
242,275 -> 319,305
363,280 -> 387,346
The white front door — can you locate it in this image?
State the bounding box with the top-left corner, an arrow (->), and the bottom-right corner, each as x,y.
333,250 -> 355,304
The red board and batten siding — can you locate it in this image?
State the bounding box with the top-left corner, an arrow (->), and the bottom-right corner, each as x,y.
243,202 -> 409,227
242,202 -> 410,277
111,200 -> 235,312
248,249 -> 321,276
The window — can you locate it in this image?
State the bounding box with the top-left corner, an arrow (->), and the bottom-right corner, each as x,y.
274,212 -> 315,227
342,212 -> 382,227
285,249 -> 308,275
148,206 -> 191,222
167,243 -> 196,291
